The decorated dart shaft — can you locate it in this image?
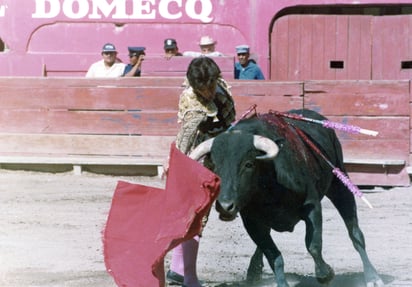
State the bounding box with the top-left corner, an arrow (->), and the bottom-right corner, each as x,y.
273,111 -> 379,137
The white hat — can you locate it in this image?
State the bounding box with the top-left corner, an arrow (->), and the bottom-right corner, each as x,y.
199,36 -> 216,46
236,45 -> 250,54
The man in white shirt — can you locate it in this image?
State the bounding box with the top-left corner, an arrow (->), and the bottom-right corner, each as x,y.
85,43 -> 125,78
183,36 -> 223,57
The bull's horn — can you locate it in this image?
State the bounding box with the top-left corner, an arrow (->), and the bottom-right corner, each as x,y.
253,135 -> 279,160
189,138 -> 214,160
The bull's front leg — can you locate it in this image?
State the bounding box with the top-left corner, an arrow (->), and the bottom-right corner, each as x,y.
303,200 -> 335,284
246,247 -> 264,282
241,215 -> 289,287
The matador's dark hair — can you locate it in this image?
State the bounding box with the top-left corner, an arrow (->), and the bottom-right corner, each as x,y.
186,56 -> 222,90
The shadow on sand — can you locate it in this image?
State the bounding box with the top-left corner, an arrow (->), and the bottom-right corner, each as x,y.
212,272 -> 394,287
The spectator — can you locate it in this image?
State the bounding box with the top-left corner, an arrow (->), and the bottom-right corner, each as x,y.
234,45 -> 265,80
123,46 -> 145,77
165,57 -> 236,287
164,38 -> 182,60
183,36 -> 223,57
85,43 -> 125,78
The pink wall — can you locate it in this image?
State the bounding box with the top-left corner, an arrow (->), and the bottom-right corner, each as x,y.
2,0 -> 412,76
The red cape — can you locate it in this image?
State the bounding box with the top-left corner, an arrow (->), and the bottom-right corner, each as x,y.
103,144 -> 220,287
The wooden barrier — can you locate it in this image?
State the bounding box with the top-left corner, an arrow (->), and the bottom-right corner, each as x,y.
0,77 -> 409,186
304,80 -> 410,186
42,55 -> 235,79
0,77 -> 301,175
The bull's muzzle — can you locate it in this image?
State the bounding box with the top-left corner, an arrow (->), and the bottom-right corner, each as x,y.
215,200 -> 238,221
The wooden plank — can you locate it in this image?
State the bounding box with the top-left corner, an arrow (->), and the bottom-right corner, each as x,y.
0,110 -> 179,135
0,86 -> 182,110
43,55 -> 235,79
371,15 -> 412,80
324,15 -> 338,80
231,81 -> 304,113
270,15 -> 289,80
0,77 -> 185,88
328,116 -> 409,140
304,80 -> 410,116
346,166 -> 410,186
300,14 -> 313,80
142,56 -> 235,79
347,15 -> 372,80
341,140 -> 409,162
335,15 -> 349,80
0,155 -> 166,165
312,15 -> 325,80
344,158 -> 405,165
287,15 -> 301,81
0,134 -> 174,156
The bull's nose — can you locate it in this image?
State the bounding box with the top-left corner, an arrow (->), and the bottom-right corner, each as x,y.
218,200 -> 236,213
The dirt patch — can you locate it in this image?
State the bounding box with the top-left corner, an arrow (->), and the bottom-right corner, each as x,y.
0,170 -> 411,287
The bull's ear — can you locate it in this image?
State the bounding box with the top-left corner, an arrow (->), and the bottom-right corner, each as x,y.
273,137 -> 285,148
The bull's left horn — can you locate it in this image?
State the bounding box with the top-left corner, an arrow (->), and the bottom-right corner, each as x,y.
189,138 -> 214,161
253,135 -> 279,160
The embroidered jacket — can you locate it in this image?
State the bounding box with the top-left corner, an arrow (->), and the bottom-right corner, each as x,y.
176,78 -> 236,154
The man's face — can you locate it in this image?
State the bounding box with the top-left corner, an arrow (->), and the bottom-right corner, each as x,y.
165,47 -> 178,56
129,53 -> 144,65
194,79 -> 218,101
102,51 -> 117,66
237,52 -> 250,66
200,44 -> 215,54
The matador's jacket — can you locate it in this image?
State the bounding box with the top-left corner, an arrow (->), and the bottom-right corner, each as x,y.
176,78 -> 236,155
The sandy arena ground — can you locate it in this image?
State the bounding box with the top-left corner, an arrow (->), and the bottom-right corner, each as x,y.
0,169 -> 411,287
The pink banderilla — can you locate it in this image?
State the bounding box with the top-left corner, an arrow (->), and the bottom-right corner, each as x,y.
273,111 -> 379,137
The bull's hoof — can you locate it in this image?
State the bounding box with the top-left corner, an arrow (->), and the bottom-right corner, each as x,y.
275,280 -> 290,287
366,278 -> 384,287
245,270 -> 262,283
316,264 -> 335,284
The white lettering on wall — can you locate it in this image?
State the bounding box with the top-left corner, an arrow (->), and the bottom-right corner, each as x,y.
63,0 -> 89,19
32,0 -> 213,23
32,0 -> 60,18
158,0 -> 182,20
0,4 -> 7,17
128,0 -> 156,19
89,0 -> 128,19
186,0 -> 212,22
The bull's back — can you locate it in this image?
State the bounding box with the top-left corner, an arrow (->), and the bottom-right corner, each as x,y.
286,109 -> 345,169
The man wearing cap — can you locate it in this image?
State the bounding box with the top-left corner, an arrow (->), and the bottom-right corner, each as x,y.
183,36 -> 223,57
86,43 -> 125,78
234,45 -> 265,80
123,47 -> 145,77
164,38 -> 182,60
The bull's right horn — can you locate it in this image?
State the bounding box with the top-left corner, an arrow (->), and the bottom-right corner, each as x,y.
253,135 -> 279,160
189,138 -> 214,161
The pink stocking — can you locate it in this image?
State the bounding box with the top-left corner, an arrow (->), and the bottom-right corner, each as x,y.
170,243 -> 184,275
182,236 -> 202,287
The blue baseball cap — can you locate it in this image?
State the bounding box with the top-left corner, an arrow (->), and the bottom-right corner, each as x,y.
128,46 -> 146,56
236,45 -> 250,54
102,43 -> 117,52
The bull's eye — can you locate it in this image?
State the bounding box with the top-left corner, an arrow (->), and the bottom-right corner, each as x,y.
244,161 -> 254,169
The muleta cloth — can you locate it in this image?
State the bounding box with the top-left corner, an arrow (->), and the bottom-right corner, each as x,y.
102,43 -> 117,52
199,35 -> 216,46
164,38 -> 177,49
103,143 -> 220,287
128,46 -> 146,57
236,45 -> 250,54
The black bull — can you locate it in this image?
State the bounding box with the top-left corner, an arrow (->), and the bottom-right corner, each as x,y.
190,109 -> 383,287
